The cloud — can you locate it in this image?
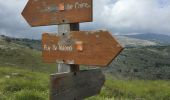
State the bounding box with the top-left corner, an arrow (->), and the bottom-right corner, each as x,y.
82,0 -> 170,35
0,0 -> 56,39
0,0 -> 170,39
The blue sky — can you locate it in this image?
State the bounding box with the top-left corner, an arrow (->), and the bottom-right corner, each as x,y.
158,0 -> 170,7
0,0 -> 170,39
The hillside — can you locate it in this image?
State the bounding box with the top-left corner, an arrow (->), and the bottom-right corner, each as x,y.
115,35 -> 158,47
107,46 -> 170,79
0,35 -> 170,99
1,67 -> 170,100
0,67 -> 49,100
1,35 -> 170,79
0,35 -> 159,50
124,33 -> 170,45
0,35 -> 41,50
0,35 -> 56,73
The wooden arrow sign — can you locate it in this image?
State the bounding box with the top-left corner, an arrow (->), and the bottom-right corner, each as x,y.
22,0 -> 92,27
42,30 -> 123,66
50,69 -> 105,100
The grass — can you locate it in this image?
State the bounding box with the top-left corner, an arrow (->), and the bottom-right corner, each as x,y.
0,42 -> 56,73
0,38 -> 170,100
87,75 -> 170,100
0,67 -> 49,100
0,67 -> 170,100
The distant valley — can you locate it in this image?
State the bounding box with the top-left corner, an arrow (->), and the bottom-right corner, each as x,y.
107,46 -> 170,80
123,33 -> 170,45
0,34 -> 170,99
1,33 -> 167,50
0,34 -> 170,79
115,35 -> 158,47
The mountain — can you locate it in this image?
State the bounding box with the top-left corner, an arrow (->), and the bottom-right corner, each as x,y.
106,46 -> 170,80
0,35 -> 55,73
0,35 -> 41,50
1,34 -> 159,49
0,35 -> 170,99
1,34 -> 170,79
124,33 -> 170,44
115,35 -> 158,47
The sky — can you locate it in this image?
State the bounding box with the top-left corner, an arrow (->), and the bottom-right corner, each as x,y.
0,0 -> 170,39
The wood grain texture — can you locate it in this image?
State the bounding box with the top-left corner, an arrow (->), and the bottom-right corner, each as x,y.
22,0 -> 92,27
57,24 -> 72,73
57,24 -> 79,73
42,30 -> 124,66
50,69 -> 105,100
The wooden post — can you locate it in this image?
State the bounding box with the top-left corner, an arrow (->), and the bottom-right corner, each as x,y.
57,23 -> 80,73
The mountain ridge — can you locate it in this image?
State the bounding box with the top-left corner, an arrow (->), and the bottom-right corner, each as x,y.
0,34 -> 170,79
115,35 -> 158,47
1,34 -> 159,49
123,33 -> 170,44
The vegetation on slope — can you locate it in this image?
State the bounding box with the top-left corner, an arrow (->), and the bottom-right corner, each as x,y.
0,35 -> 170,100
0,67 -> 170,100
0,67 -> 49,100
0,35 -> 41,50
87,74 -> 170,100
108,46 -> 170,79
0,37 -> 56,73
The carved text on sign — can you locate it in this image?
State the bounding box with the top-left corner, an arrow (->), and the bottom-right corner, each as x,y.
65,2 -> 91,10
42,31 -> 124,66
43,44 -> 73,52
22,0 -> 93,26
42,2 -> 91,13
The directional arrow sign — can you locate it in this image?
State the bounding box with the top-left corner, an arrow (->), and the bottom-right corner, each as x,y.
22,0 -> 92,27
42,30 -> 123,66
50,69 -> 105,100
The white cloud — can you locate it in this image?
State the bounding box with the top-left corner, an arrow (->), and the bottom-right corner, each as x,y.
0,0 -> 170,39
0,0 -> 56,39
83,0 -> 170,35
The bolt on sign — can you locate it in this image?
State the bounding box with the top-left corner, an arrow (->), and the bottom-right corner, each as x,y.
22,0 -> 92,27
42,30 -> 123,66
50,69 -> 105,100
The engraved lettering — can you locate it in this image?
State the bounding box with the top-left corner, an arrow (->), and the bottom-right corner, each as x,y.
52,45 -> 58,50
43,44 -> 51,51
65,2 -> 91,10
58,44 -> 73,51
43,44 -> 73,52
75,2 -> 91,9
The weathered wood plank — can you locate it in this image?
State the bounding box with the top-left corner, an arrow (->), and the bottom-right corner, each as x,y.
50,69 -> 105,100
22,0 -> 92,26
57,23 -> 79,73
42,30 -> 124,66
57,24 -> 73,73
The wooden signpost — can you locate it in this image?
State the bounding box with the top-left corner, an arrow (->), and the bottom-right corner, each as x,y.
22,0 -> 123,99
42,31 -> 123,66
22,0 -> 92,27
50,69 -> 105,100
